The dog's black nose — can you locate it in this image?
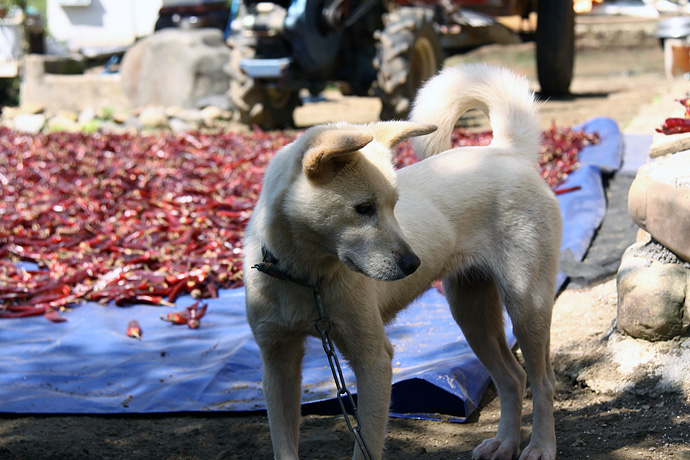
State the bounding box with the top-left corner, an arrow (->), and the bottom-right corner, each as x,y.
399,252 -> 421,276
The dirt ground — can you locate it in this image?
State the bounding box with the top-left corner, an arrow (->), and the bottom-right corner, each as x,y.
3,17 -> 690,460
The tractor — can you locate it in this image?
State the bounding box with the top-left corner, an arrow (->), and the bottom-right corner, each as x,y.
225,0 -> 574,129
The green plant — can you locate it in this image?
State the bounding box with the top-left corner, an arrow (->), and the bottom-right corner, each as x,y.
98,106 -> 115,120
81,119 -> 102,133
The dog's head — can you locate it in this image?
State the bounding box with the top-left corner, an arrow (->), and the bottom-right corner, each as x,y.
282,121 -> 436,281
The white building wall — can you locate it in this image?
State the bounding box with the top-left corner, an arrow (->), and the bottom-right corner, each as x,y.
47,0 -> 163,52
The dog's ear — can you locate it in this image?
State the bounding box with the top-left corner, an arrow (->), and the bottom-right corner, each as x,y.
302,129 -> 373,181
371,122 -> 438,149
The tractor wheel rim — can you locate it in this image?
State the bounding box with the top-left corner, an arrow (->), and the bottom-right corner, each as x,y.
266,88 -> 292,109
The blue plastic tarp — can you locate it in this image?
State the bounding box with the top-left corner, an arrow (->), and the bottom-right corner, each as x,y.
0,117 -> 621,419
575,116 -> 623,174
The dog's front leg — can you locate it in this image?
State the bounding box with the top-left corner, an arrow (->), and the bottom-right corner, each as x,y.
336,324 -> 395,460
260,336 -> 306,460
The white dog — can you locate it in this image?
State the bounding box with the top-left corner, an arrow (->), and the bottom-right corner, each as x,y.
243,63 -> 561,460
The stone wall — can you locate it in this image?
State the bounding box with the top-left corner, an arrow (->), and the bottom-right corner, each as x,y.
18,29 -> 233,116
19,54 -> 130,114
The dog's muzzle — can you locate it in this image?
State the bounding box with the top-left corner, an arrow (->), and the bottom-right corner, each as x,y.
340,247 -> 421,281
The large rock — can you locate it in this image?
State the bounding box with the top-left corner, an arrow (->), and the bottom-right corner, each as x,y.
617,238 -> 690,341
120,29 -> 232,109
138,106 -> 168,129
628,150 -> 690,262
47,114 -> 80,132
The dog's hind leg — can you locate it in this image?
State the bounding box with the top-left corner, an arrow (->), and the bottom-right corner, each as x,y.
443,269 -> 527,460
259,335 -> 306,460
500,276 -> 557,460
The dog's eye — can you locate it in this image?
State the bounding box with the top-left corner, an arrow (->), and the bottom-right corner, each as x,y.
354,202 -> 376,216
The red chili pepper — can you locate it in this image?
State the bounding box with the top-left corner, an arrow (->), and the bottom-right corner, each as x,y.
32,283 -> 71,296
30,288 -> 72,305
167,277 -> 188,303
62,268 -> 94,285
124,252 -> 154,265
216,210 -> 243,218
161,311 -> 189,325
206,282 -> 218,299
126,320 -> 143,339
133,295 -> 175,306
0,305 -> 49,318
160,300 -> 208,328
0,287 -> 30,300
189,302 -> 208,320
656,117 -> 690,134
554,186 -> 582,195
185,302 -> 207,329
44,309 -> 67,323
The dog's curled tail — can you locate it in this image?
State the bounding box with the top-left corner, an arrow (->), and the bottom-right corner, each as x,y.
410,63 -> 540,161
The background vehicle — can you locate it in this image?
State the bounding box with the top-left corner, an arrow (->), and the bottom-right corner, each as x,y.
154,0 -> 232,31
226,0 -> 574,129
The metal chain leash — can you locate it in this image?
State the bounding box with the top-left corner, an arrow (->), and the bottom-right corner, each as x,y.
252,248 -> 372,459
312,283 -> 372,460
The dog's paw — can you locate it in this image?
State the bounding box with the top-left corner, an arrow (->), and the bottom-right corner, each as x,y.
472,437 -> 519,460
518,445 -> 555,460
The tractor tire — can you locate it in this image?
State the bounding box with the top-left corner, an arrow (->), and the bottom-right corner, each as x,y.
536,0 -> 575,96
225,34 -> 299,130
374,7 -> 442,120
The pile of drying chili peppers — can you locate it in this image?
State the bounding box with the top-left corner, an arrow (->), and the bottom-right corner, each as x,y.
539,123 -> 598,188
656,98 -> 690,134
0,124 -> 596,322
